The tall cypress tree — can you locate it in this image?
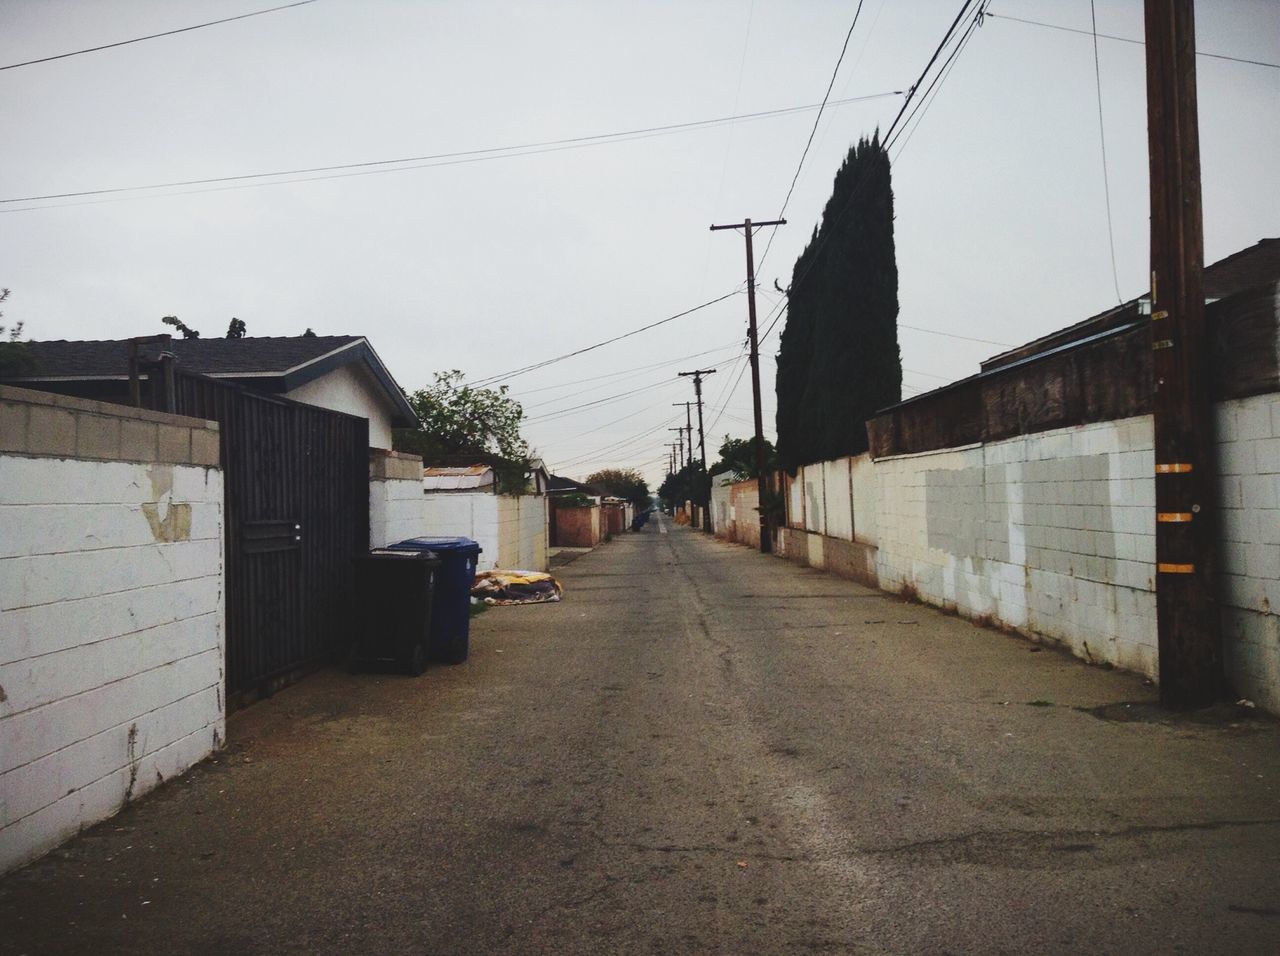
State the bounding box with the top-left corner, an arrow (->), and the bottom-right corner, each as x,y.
775,133 -> 900,472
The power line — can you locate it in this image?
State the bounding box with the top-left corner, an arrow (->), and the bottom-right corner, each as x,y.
1,91 -> 904,207
0,1 -> 318,72
985,10 -> 1280,70
516,342 -> 740,403
549,413 -> 684,469
1089,0 -> 1124,305
756,0 -> 867,276
760,0 -> 980,317
886,2 -> 987,156
900,322 -> 1010,347
471,290 -> 741,388
524,377 -> 684,424
759,2 -> 995,350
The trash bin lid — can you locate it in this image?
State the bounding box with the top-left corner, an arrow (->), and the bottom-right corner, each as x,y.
366,548 -> 439,559
389,536 -> 482,555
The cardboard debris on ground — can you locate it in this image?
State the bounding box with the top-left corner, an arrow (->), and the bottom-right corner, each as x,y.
472,570 -> 564,605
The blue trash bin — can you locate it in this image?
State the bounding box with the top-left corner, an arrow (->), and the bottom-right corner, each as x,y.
388,537 -> 482,664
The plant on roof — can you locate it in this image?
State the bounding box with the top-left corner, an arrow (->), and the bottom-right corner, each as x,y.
0,289 -> 38,377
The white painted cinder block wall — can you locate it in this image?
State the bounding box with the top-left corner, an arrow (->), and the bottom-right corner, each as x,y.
420,493 -> 500,569
869,418 -> 1159,678
369,452 -> 432,548
1217,393 -> 1280,710
788,395 -> 1280,710
0,387 -> 225,875
495,495 -> 549,571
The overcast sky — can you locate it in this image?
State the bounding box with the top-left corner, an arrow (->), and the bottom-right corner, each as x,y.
3,0 -> 1277,488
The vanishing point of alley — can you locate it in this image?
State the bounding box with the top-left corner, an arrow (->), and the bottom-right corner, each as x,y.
3,516 -> 1280,955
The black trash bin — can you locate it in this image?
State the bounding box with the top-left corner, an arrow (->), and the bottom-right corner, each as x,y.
388,536 -> 481,664
350,548 -> 441,675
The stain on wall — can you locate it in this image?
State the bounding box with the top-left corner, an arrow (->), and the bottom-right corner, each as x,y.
142,464 -> 192,542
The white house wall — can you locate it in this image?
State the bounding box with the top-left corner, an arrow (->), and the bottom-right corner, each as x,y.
0,387 -> 225,875
286,363 -> 394,449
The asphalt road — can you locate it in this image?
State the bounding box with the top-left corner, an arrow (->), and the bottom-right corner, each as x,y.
4,516 -> 1280,954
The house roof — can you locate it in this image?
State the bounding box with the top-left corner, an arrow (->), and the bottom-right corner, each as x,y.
8,334 -> 418,427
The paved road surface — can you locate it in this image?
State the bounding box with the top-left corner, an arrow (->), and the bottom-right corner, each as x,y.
4,516 -> 1280,954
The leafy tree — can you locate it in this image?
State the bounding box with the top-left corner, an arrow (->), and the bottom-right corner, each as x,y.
708,434 -> 776,481
658,461 -> 706,514
585,468 -> 650,508
226,317 -> 247,338
394,370 -> 528,462
161,315 -> 200,339
0,288 -> 38,376
776,132 -> 900,472
302,327 -> 317,337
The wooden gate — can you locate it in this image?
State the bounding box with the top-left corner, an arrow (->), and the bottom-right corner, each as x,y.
154,368 -> 369,705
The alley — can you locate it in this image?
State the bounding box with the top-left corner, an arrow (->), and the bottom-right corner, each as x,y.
4,517 -> 1280,954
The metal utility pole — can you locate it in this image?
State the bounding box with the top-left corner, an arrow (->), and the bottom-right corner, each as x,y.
679,368 -> 717,533
711,217 -> 785,553
1145,0 -> 1219,709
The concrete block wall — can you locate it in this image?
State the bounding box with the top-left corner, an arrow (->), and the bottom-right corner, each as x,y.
0,386 -> 224,875
870,421 -> 1159,675
1217,393 -> 1280,710
713,478 -> 761,550
368,450 -> 430,548
496,495 -> 549,571
419,493 -> 500,568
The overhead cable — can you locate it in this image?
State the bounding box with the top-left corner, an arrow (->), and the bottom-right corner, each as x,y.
0,0 -> 318,72
756,0 -> 868,275
1,91 -> 905,207
984,10 -> 1280,70
472,290 -> 742,388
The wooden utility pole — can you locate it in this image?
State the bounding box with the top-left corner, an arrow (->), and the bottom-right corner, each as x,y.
673,401 -> 697,525
680,368 -> 717,533
711,217 -> 785,553
1145,0 -> 1220,709
669,428 -> 685,470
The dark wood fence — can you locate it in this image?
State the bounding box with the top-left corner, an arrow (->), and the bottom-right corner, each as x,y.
153,368 -> 369,706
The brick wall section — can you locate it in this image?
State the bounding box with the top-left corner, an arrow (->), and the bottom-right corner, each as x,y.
0,386 -> 224,875
555,506 -> 601,548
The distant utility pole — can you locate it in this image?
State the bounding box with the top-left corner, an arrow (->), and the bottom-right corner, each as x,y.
1145,0 -> 1219,709
679,368 -> 717,533
673,401 -> 697,525
711,217 -> 785,553
669,428 -> 685,470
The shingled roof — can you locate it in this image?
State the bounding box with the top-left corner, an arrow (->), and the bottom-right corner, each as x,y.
6,334 -> 418,426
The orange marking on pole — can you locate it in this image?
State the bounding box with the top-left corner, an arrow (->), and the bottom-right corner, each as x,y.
1158,563 -> 1195,574
1157,512 -> 1193,523
1155,463 -> 1192,474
